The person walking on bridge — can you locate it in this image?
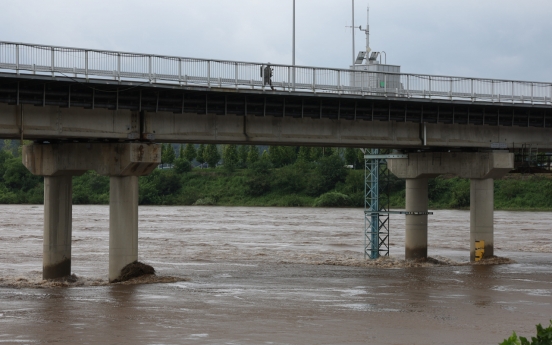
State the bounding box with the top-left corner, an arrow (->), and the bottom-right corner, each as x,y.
262,63 -> 275,91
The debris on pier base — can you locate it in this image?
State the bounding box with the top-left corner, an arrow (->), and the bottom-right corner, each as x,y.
471,256 -> 515,265
112,261 -> 155,283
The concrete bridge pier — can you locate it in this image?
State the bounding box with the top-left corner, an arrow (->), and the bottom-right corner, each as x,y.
23,143 -> 160,281
388,152 -> 513,261
109,176 -> 139,281
43,175 -> 73,279
470,178 -> 494,260
405,178 -> 429,260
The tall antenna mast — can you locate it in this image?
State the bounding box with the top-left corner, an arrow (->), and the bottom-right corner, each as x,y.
365,7 -> 370,62
347,0 -> 361,65
352,0 -> 355,66
358,6 -> 371,65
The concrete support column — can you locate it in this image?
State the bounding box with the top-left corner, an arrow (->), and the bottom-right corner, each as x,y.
405,178 -> 429,260
24,143 -> 160,281
109,176 -> 139,282
470,178 -> 494,261
43,175 -> 73,279
388,152 -> 512,262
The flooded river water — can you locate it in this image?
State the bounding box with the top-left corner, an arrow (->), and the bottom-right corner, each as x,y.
0,205 -> 551,344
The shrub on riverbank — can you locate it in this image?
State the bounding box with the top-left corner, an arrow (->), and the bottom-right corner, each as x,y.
313,192 -> 351,207
500,320 -> 552,345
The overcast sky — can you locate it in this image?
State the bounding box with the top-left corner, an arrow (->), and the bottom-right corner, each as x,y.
2,0 -> 551,82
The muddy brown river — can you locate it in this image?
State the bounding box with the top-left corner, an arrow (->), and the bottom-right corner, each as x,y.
0,205 -> 551,344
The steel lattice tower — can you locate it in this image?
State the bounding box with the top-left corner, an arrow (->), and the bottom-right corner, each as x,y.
364,149 -> 390,259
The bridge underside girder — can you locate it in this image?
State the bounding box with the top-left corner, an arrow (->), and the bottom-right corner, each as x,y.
1,74 -> 551,149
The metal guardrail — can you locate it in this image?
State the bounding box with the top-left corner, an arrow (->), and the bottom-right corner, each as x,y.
0,41 -> 551,105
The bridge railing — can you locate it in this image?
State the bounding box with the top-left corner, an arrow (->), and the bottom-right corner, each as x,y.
1,41 -> 551,105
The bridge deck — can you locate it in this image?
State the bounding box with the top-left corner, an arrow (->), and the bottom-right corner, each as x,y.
0,42 -> 551,150
0,73 -> 550,129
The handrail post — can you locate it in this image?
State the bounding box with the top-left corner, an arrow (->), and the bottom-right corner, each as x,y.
207,60 -> 211,88
261,63 -> 265,91
117,53 -> 121,82
15,44 -> 19,75
428,76 -> 431,99
337,70 -> 341,93
531,82 -> 534,104
179,58 -> 182,85
491,80 -> 494,102
407,75 -> 410,98
235,62 -> 238,89
292,66 -> 296,91
312,68 -> 315,92
471,79 -> 474,101
85,50 -> 89,80
287,66 -> 291,92
148,56 -> 152,82
512,81 -> 514,104
449,78 -> 453,100
51,47 -> 55,77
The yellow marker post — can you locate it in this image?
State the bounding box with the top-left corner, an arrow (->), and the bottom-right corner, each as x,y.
475,240 -> 485,262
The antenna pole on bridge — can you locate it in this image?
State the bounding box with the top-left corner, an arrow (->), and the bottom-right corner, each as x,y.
352,0 -> 355,66
365,6 -> 370,63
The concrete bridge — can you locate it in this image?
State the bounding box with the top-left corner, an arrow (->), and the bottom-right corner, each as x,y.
0,41 -> 550,281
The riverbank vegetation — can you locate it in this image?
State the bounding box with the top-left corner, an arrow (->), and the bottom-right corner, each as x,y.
500,321 -> 552,345
0,140 -> 551,210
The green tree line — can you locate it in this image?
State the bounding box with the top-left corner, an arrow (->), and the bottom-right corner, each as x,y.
0,140 -> 551,209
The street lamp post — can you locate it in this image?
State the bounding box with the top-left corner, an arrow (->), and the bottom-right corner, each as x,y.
292,0 -> 296,90
293,0 -> 295,67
